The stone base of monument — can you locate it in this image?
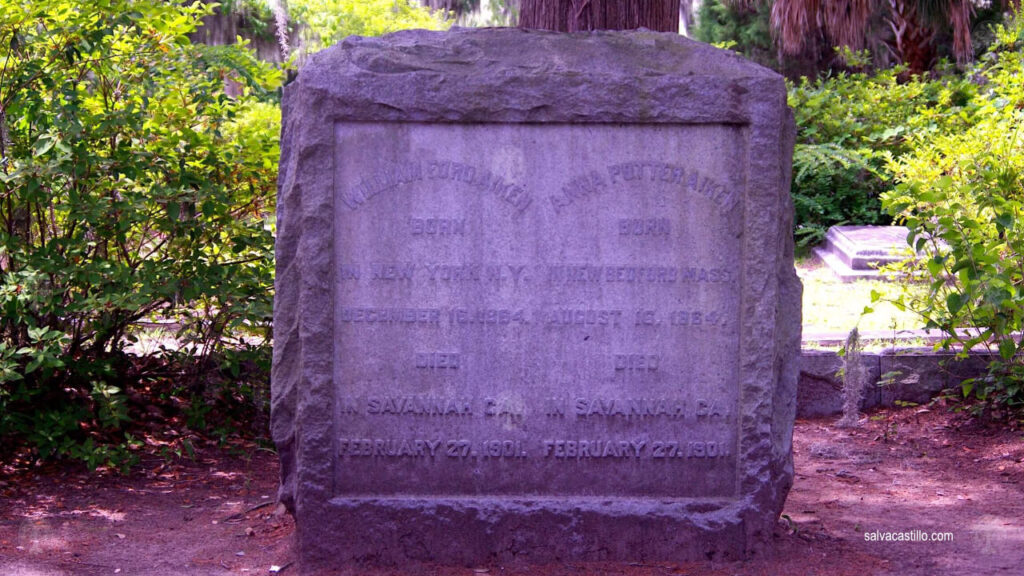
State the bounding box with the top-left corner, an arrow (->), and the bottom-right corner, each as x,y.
812,226 -> 913,282
300,497 -> 750,566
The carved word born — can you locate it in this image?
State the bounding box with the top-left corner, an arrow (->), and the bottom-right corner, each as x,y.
619,218 -> 670,237
411,218 -> 465,236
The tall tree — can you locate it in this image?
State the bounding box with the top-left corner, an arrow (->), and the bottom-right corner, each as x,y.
519,0 -> 681,32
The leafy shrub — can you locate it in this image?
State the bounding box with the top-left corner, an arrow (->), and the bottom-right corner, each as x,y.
0,0 -> 280,468
694,0 -> 774,66
290,0 -> 450,52
788,62 -> 977,248
881,19 -> 1024,417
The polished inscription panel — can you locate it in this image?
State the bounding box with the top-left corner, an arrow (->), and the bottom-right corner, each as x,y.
332,123 -> 745,497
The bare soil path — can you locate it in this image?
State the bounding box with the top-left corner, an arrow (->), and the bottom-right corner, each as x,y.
2,404 -> 1022,575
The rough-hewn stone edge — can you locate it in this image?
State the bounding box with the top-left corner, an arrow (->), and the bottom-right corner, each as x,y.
772,108 -> 801,517
735,76 -> 799,551
297,497 -> 750,569
295,27 -> 775,125
271,75 -> 339,532
271,86 -> 299,512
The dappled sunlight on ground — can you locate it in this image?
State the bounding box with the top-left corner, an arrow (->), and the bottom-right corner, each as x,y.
786,406 -> 1024,575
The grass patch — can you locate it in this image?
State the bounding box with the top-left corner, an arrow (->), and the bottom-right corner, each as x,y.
798,256 -> 921,334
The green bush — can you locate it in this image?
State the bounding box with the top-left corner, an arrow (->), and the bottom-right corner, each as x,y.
881,19 -> 1024,417
693,0 -> 774,67
788,60 -> 977,248
0,0 -> 280,468
290,0 -> 450,52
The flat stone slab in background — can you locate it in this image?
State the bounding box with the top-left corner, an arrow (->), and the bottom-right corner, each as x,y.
813,225 -> 912,282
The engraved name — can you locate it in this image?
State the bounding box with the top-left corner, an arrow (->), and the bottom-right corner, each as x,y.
344,160 -> 532,213
608,161 -> 737,214
548,162 -> 737,215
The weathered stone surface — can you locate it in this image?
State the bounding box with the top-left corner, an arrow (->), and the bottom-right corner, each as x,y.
797,350 -> 882,418
272,27 -> 799,570
796,348 -> 991,417
878,349 -> 992,406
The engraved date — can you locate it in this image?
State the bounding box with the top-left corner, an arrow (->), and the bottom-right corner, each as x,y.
651,440 -> 729,459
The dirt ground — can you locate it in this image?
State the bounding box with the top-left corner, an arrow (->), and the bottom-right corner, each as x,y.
2,403 -> 1022,576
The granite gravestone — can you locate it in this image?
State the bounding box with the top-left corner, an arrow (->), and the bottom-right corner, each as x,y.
272,28 -> 801,569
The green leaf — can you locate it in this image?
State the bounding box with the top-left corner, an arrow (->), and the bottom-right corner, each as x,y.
999,339 -> 1017,361
33,136 -> 56,157
946,293 -> 965,315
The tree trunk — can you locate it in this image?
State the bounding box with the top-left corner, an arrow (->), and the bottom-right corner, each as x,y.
519,0 -> 680,32
886,0 -> 936,76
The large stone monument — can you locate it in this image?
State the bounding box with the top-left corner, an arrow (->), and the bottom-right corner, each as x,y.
273,27 -> 801,569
